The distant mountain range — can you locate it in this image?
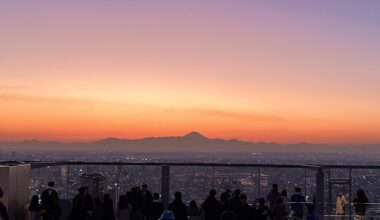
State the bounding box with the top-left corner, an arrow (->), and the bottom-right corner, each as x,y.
0,131 -> 379,153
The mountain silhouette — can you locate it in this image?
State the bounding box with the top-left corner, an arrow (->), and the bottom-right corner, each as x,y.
183,131 -> 207,140
0,132 -> 379,153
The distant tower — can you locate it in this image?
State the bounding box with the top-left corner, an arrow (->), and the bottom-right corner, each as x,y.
80,173 -> 106,198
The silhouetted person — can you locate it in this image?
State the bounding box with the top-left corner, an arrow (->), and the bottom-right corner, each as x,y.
220,210 -> 237,220
290,187 -> 306,220
41,182 -> 60,220
273,197 -> 288,220
43,200 -> 61,220
220,189 -> 232,205
223,189 -> 241,214
202,189 -> 222,220
336,191 -> 347,220
168,192 -> 187,220
0,187 -> 9,220
150,193 -> 163,220
70,187 -> 93,220
92,197 -> 103,220
253,198 -> 270,220
41,182 -> 59,206
188,200 -> 201,219
84,187 -> 94,213
129,187 -> 143,220
281,190 -> 290,215
103,194 -> 115,220
237,194 -> 253,220
117,195 -> 132,220
353,189 -> 369,220
267,184 -> 281,212
141,184 -> 153,220
29,195 -> 44,220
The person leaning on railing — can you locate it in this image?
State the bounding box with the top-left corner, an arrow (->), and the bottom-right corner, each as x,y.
353,189 -> 369,220
336,191 -> 347,220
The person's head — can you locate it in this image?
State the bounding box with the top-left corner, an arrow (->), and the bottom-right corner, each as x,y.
276,197 -> 283,205
272,184 -> 278,191
189,200 -> 197,207
259,197 -> 266,205
83,187 -> 89,194
141,184 -> 148,191
31,195 -> 39,206
357,189 -> 366,199
153,193 -> 160,200
233,189 -> 241,197
48,182 -> 55,188
94,197 -> 102,206
131,187 -> 138,193
281,189 -> 287,197
254,199 -> 260,208
220,210 -> 237,220
209,189 -> 217,197
295,187 -> 302,193
174,191 -> 182,200
225,189 -> 232,194
78,186 -> 86,195
240,194 -> 248,205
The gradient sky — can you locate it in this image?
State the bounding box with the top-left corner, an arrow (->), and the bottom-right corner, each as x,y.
1,1 -> 380,144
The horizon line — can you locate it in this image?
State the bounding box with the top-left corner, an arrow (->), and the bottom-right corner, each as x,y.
1,131 -> 379,146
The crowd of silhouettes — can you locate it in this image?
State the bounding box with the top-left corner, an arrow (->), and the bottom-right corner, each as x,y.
25,182 -> 371,220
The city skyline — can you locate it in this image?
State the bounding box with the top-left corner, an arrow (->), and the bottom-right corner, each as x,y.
1,1 -> 380,144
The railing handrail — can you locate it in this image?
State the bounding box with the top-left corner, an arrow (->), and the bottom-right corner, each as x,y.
27,161 -> 380,169
28,161 -> 323,169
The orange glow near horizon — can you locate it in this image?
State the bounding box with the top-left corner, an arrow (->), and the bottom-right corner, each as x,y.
1,1 -> 380,145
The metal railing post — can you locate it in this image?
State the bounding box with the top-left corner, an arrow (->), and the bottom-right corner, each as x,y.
316,168 -> 325,219
349,168 -> 352,220
258,167 -> 261,197
304,168 -> 307,197
212,165 -> 215,190
161,165 -> 170,209
115,164 -> 121,208
66,163 -> 70,199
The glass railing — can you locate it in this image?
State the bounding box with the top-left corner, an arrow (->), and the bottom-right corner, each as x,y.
29,162 -> 380,219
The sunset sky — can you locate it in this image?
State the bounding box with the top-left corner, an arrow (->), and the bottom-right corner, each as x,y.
1,1 -> 380,144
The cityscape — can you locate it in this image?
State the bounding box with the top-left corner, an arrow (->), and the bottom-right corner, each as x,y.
1,1 -> 380,220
